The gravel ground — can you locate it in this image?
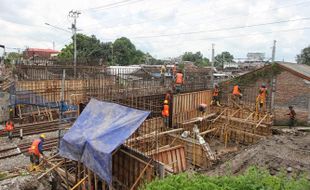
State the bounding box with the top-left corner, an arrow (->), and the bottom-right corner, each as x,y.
0,131 -> 59,172
0,175 -> 52,190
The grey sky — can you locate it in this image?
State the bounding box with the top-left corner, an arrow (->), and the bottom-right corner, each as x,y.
0,0 -> 309,62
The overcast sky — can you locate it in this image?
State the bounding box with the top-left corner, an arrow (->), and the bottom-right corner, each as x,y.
0,0 -> 309,62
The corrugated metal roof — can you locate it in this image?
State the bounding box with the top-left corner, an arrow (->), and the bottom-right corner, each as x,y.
276,62 -> 310,80
26,48 -> 59,53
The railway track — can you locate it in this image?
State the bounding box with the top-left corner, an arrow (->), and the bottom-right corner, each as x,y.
0,138 -> 59,160
0,120 -> 73,138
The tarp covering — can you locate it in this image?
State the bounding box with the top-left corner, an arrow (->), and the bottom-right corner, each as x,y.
59,99 -> 150,183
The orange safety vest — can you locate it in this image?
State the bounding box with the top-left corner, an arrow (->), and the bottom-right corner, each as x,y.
28,139 -> 41,157
232,85 -> 241,95
162,104 -> 169,117
175,73 -> 183,84
5,121 -> 14,132
259,87 -> 267,102
213,88 -> 219,96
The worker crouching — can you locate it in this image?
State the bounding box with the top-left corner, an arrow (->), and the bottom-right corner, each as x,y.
28,134 -> 46,168
162,100 -> 169,127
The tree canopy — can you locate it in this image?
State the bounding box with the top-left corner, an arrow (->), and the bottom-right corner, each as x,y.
58,34 -> 149,66
214,51 -> 234,68
112,37 -> 145,66
296,45 -> 310,65
182,51 -> 210,67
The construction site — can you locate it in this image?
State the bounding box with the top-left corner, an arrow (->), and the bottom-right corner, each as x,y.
0,61 -> 309,190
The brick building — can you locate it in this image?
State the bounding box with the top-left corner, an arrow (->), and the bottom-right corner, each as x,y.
220,62 -> 310,126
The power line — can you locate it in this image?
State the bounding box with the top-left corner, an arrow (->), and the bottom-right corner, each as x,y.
124,17 -> 310,39
80,0 -> 185,28
82,0 -> 145,12
132,26 -> 310,47
81,0 -> 310,30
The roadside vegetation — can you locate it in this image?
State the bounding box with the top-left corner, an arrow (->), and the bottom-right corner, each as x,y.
142,167 -> 310,190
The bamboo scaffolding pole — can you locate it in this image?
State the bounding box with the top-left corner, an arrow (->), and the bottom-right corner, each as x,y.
70,176 -> 88,190
130,159 -> 153,190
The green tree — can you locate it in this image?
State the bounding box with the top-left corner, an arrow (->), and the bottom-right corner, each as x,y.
58,34 -> 112,65
214,51 -> 234,68
296,45 -> 310,65
113,37 -> 145,65
182,51 -> 210,67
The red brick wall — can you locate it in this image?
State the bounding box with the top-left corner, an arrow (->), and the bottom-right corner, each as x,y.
274,70 -> 310,125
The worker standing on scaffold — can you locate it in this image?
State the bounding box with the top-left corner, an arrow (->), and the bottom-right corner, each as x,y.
257,83 -> 268,112
175,70 -> 184,93
211,84 -> 221,106
162,100 -> 169,127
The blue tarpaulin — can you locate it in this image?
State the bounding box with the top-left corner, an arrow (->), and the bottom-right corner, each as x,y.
59,99 -> 150,183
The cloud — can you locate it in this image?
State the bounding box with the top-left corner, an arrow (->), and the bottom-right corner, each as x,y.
0,0 -> 309,62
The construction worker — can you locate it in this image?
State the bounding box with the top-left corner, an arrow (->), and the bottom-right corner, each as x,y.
211,84 -> 221,106
162,100 -> 169,127
29,134 -> 46,167
4,119 -> 14,140
175,70 -> 184,93
172,64 -> 177,79
232,84 -> 242,99
165,90 -> 172,103
286,106 -> 296,129
257,84 -> 268,111
160,63 -> 167,85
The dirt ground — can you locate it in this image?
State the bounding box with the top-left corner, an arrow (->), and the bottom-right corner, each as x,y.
207,129 -> 310,179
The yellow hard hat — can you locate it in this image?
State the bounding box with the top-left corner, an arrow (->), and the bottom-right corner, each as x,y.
164,100 -> 168,104
40,134 -> 46,139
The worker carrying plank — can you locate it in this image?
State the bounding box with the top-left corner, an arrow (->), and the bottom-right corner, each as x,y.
257,84 -> 268,112
28,134 -> 46,171
162,100 -> 169,127
4,119 -> 14,140
211,84 -> 221,106
175,70 -> 184,93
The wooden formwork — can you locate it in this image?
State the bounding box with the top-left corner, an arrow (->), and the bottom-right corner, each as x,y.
172,90 -> 212,126
112,146 -> 158,190
165,134 -> 212,169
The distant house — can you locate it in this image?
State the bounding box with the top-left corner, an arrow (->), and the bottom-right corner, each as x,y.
220,62 -> 310,126
23,48 -> 59,59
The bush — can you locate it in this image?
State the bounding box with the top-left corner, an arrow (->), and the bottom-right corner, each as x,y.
142,167 -> 310,190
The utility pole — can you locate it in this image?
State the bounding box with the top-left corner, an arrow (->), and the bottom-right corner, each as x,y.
69,10 -> 81,78
211,43 -> 215,87
271,40 -> 276,63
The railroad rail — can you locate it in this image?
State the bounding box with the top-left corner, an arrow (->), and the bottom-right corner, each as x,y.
0,120 -> 73,138
0,138 -> 59,160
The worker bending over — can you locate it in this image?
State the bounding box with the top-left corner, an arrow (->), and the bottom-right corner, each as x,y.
175,70 -> 184,93
211,84 -> 221,106
28,134 -> 46,167
257,84 -> 268,112
232,84 -> 242,100
162,100 -> 169,127
286,106 -> 296,129
4,119 -> 14,140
